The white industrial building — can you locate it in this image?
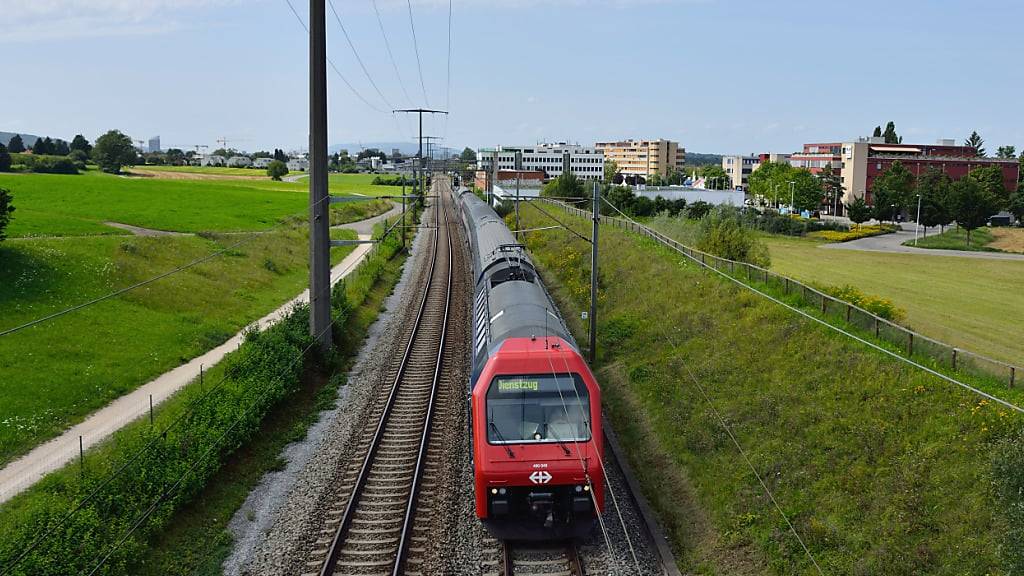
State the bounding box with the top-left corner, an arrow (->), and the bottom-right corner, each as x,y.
253,157 -> 274,169
287,158 -> 309,172
477,143 -> 605,181
227,156 -> 252,168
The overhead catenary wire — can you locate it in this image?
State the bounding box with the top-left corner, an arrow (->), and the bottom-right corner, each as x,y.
405,0 -> 430,105
371,0 -> 414,106
326,0 -> 394,110
443,0 -> 453,139
281,0 -> 388,114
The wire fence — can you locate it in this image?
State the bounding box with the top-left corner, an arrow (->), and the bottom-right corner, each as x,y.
549,200 -> 1021,389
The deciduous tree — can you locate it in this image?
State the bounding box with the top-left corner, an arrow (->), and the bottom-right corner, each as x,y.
699,165 -> 730,190
817,162 -> 842,212
267,160 -> 289,181
915,167 -> 953,234
950,175 -> 1000,246
542,172 -> 586,199
871,161 -> 915,222
965,131 -> 986,157
604,160 -> 618,183
845,196 -> 871,227
970,165 -> 1009,207
0,145 -> 10,172
92,130 -> 138,174
747,161 -> 792,206
460,147 -> 476,163
1008,186 -> 1024,223
53,139 -> 70,156
790,168 -> 823,211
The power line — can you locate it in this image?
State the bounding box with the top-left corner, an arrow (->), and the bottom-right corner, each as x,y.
443,0 -> 453,139
405,0 -> 429,105
372,0 -> 414,106
326,0 -> 394,110
281,0 -> 387,114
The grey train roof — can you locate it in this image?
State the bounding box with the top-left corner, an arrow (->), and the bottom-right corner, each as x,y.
458,191 -> 578,378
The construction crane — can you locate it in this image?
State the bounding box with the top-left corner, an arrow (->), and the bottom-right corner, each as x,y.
215,137 -> 249,150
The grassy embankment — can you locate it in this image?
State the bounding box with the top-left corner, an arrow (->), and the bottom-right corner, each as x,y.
517,204 -> 1024,575
0,171 -> 394,464
645,215 -> 1024,365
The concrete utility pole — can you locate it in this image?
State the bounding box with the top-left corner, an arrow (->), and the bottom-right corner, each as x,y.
515,172 -> 521,241
394,109 -> 447,205
308,0 -> 332,349
589,181 -> 599,363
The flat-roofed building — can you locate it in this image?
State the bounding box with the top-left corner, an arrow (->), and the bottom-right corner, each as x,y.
477,143 -> 605,181
594,139 -> 685,179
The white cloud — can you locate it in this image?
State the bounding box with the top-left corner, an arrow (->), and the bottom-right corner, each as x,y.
0,0 -> 242,42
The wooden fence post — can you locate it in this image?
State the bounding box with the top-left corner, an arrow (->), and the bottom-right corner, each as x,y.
846,304 -> 852,323
952,348 -> 957,371
874,318 -> 879,338
821,294 -> 827,314
1011,367 -> 1016,389
908,332 -> 914,356
764,269 -> 768,284
785,278 -> 789,294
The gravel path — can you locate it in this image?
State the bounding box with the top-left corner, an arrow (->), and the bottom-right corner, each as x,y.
822,224 -> 1024,260
224,205 -> 436,576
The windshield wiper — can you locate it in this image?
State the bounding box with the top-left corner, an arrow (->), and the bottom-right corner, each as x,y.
489,420 -> 515,458
546,424 -> 572,456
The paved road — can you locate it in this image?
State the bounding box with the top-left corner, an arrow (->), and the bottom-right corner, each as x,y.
333,201 -> 404,237
0,208 -> 398,503
822,224 -> 1024,261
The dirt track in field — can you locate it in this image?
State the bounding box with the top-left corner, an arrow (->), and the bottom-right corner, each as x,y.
127,169 -> 268,181
990,228 -> 1024,254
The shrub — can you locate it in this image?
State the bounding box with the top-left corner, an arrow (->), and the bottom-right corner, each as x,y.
822,284 -> 905,322
371,175 -> 415,187
0,308 -> 315,575
23,156 -> 79,175
808,224 -> 896,242
696,206 -> 770,267
0,144 -> 10,172
267,160 -> 288,181
0,187 -> 13,242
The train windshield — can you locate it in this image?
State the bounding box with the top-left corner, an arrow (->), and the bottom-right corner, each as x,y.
486,374 -> 590,444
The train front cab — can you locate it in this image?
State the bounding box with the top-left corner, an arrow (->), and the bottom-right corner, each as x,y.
472,336 -> 604,540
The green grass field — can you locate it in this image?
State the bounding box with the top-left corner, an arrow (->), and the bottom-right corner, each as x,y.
131,165 -> 271,177
518,204 -> 1024,574
763,235 -> 1024,365
905,226 -> 1000,252
0,171 -> 397,464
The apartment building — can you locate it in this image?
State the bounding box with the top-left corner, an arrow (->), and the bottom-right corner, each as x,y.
594,139 -> 685,178
477,143 -> 605,181
721,152 -> 793,189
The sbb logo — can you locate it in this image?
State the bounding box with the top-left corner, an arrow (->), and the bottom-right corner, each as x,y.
529,471 -> 552,484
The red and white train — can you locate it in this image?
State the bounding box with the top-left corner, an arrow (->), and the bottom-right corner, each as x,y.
456,189 -> 604,540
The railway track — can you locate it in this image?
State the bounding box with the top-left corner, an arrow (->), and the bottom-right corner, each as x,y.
308,187 -> 455,576
479,540 -> 585,576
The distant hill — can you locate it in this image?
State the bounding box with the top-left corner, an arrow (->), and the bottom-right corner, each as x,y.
0,131 -> 43,148
682,152 -> 723,166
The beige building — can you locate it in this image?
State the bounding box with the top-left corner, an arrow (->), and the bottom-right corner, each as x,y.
721,153 -> 792,189
594,139 -> 685,178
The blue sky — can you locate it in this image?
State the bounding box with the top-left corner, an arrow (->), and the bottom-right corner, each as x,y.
2,0 -> 1022,155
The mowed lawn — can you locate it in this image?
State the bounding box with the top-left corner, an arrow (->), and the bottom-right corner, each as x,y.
0,171 -> 395,465
765,236 -> 1024,365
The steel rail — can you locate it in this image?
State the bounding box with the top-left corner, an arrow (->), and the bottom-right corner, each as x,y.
502,541 -> 586,576
318,191 -> 449,576
392,188 -> 454,574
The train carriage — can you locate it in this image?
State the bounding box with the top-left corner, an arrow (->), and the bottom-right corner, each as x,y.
457,189 -> 604,540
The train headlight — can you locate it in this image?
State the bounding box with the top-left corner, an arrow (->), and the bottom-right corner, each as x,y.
491,488 -> 498,495
575,485 -> 583,493
584,484 -> 591,492
499,488 -> 507,495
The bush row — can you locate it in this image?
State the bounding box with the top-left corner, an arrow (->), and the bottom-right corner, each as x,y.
808,224 -> 897,242
10,153 -> 82,174
821,283 -> 906,322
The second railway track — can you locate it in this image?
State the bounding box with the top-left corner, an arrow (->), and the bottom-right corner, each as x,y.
308,185 -> 460,576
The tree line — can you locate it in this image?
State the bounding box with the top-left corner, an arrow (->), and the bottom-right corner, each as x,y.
844,160 -> 1023,246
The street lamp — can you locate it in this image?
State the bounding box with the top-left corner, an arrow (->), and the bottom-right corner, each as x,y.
891,203 -> 897,225
788,180 -> 796,212
914,193 -> 922,246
